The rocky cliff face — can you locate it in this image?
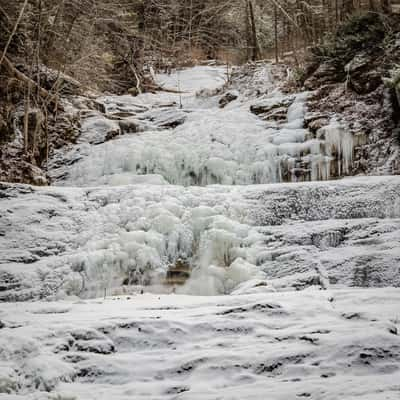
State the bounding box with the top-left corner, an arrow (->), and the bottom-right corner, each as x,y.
297,13 -> 400,176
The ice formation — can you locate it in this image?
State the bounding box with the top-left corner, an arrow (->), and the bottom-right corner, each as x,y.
1,176 -> 400,301
1,66 -> 399,302
50,66 -> 355,187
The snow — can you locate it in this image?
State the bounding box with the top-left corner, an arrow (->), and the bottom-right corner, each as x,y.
157,65 -> 228,94
1,289 -> 400,399
1,64 -> 400,399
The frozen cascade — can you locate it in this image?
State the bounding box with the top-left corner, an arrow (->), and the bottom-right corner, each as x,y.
1,65 -> 375,302
51,67 -> 355,188
70,198 -> 267,297
2,176 -> 400,301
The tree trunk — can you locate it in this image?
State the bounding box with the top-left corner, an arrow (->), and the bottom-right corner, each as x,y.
248,0 -> 260,61
245,1 -> 252,61
274,4 -> 279,63
381,0 -> 392,13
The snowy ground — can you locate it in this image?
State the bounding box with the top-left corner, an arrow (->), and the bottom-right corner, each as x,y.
1,289 -> 400,400
1,65 -> 400,399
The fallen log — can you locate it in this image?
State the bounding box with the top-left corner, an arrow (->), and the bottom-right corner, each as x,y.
146,83 -> 187,94
1,56 -> 60,109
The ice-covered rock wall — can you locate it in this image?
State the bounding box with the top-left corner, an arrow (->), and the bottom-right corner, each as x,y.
1,177 -> 400,300
49,66 -> 356,188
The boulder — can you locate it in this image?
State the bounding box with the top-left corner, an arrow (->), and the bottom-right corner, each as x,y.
35,65 -> 82,96
219,90 -> 239,108
71,97 -> 106,114
146,109 -> 187,129
304,63 -> 340,90
119,119 -> 141,134
304,112 -> 330,134
345,52 -> 382,94
250,96 -> 295,122
50,112 -> 81,149
80,116 -> 121,144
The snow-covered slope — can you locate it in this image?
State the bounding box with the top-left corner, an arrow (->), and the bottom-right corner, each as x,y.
1,289 -> 400,400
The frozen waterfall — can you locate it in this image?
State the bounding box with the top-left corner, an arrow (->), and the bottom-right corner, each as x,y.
1,65 -> 366,301
51,66 -> 355,188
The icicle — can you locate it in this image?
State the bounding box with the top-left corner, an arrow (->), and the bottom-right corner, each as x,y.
318,119 -> 354,177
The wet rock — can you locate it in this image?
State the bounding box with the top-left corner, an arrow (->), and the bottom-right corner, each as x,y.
69,328 -> 116,354
176,358 -> 207,374
109,111 -> 137,119
63,354 -> 88,364
166,386 -> 190,394
389,326 -> 398,335
50,112 -> 81,149
311,229 -> 346,249
70,97 -> 106,114
70,329 -> 105,341
299,336 -> 319,345
292,275 -> 322,291
165,259 -> 191,285
219,90 -> 239,108
77,365 -> 105,379
255,362 -> 282,375
148,109 -> 187,129
218,302 -> 282,315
